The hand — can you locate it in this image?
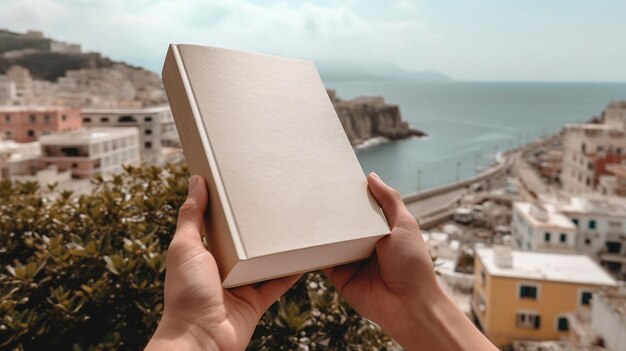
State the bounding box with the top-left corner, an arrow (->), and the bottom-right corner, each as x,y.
325,173 -> 497,350
146,176 -> 301,351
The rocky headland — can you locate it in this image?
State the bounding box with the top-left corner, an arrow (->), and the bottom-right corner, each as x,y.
328,89 -> 426,147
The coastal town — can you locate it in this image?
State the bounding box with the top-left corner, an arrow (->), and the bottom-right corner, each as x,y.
1,29 -> 626,350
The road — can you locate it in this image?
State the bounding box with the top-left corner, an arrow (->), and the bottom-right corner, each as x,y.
403,134 -> 558,221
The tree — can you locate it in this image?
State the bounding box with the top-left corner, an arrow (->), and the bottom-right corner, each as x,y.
0,165 -> 396,350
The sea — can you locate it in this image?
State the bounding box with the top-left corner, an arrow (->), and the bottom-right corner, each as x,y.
325,81 -> 626,195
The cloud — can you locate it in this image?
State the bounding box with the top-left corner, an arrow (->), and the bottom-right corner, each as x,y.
0,0 -> 430,73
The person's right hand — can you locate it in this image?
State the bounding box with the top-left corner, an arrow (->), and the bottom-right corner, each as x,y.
324,173 -> 497,350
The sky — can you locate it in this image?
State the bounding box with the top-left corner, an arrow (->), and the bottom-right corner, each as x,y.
1,0 -> 625,81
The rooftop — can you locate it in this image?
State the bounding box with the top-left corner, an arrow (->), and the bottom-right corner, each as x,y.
512,340 -> 605,351
39,127 -> 138,145
514,202 -> 577,230
0,105 -> 76,112
555,195 -> 626,217
82,105 -> 170,115
476,247 -> 617,286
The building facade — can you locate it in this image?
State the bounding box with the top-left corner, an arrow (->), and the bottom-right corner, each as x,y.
511,202 -> 578,252
557,196 -> 626,280
39,128 -> 140,179
0,140 -> 41,180
472,247 -> 617,347
0,106 -> 82,143
561,101 -> 626,195
589,288 -> 626,351
81,106 -> 177,165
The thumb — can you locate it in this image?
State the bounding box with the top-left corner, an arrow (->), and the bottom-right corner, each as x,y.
173,175 -> 208,246
367,172 -> 412,228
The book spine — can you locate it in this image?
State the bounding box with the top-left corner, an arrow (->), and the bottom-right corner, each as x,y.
162,45 -> 247,275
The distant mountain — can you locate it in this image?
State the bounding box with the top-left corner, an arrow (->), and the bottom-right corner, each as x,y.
0,29 -> 145,81
315,59 -> 451,82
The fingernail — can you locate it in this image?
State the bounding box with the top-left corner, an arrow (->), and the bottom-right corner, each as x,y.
371,172 -> 381,181
188,176 -> 199,195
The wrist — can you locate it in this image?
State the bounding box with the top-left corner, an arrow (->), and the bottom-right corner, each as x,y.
146,314 -> 219,351
391,284 -> 493,351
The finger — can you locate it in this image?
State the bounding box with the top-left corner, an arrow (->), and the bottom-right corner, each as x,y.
367,172 -> 413,228
322,261 -> 362,294
254,273 -> 303,311
173,175 -> 208,246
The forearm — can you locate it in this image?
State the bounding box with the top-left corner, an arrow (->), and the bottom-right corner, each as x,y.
145,314 -> 219,351
390,286 -> 497,351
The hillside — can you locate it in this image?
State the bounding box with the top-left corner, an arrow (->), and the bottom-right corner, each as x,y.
0,29 -> 145,81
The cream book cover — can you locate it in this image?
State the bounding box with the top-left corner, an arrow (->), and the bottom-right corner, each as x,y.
162,44 -> 389,287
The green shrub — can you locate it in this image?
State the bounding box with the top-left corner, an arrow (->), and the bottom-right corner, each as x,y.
0,165 -> 395,350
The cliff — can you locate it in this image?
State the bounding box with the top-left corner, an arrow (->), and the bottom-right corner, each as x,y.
328,89 -> 426,146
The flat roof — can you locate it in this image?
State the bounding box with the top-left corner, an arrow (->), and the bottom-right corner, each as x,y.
39,127 -> 138,144
514,202 -> 576,231
476,247 -> 617,286
82,105 -> 169,114
556,195 -> 626,217
0,105 -> 75,112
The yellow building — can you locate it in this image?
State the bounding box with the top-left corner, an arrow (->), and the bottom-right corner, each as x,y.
472,246 -> 617,347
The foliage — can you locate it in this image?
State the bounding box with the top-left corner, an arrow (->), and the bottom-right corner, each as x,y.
0,165 -> 396,350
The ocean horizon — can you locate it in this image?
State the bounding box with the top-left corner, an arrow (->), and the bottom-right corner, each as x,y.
325,81 -> 626,194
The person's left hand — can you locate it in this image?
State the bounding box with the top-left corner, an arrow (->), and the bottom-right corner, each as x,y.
146,175 -> 302,351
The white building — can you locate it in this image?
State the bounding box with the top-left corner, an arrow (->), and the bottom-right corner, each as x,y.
81,106 -> 178,165
0,75 -> 16,104
590,288 -> 626,351
561,124 -> 626,194
40,128 -> 140,179
512,202 -> 578,252
561,101 -> 626,195
556,196 -> 626,279
604,101 -> 626,130
0,140 -> 41,180
6,65 -> 33,99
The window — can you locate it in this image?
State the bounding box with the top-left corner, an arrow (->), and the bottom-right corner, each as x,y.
571,218 -> 579,227
62,114 -> 67,121
144,141 -> 152,149
44,115 -> 51,123
519,284 -> 538,299
145,129 -> 152,135
5,131 -> 12,139
597,145 -> 604,153
585,238 -> 591,245
480,269 -> 486,287
556,316 -> 569,331
27,130 -> 35,137
29,115 -> 36,123
516,311 -> 541,329
43,130 -> 50,135
581,143 -> 586,152
560,233 -> 567,243
4,115 -> 10,123
476,292 -> 486,313
144,116 -> 152,122
118,115 -> 136,123
589,220 -> 597,230
606,241 -> 622,254
544,232 -> 551,242
72,163 -> 78,169
83,117 -> 92,123
580,291 -> 593,306
101,117 -> 109,123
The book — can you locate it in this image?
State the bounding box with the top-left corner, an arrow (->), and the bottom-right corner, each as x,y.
162,44 -> 389,288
